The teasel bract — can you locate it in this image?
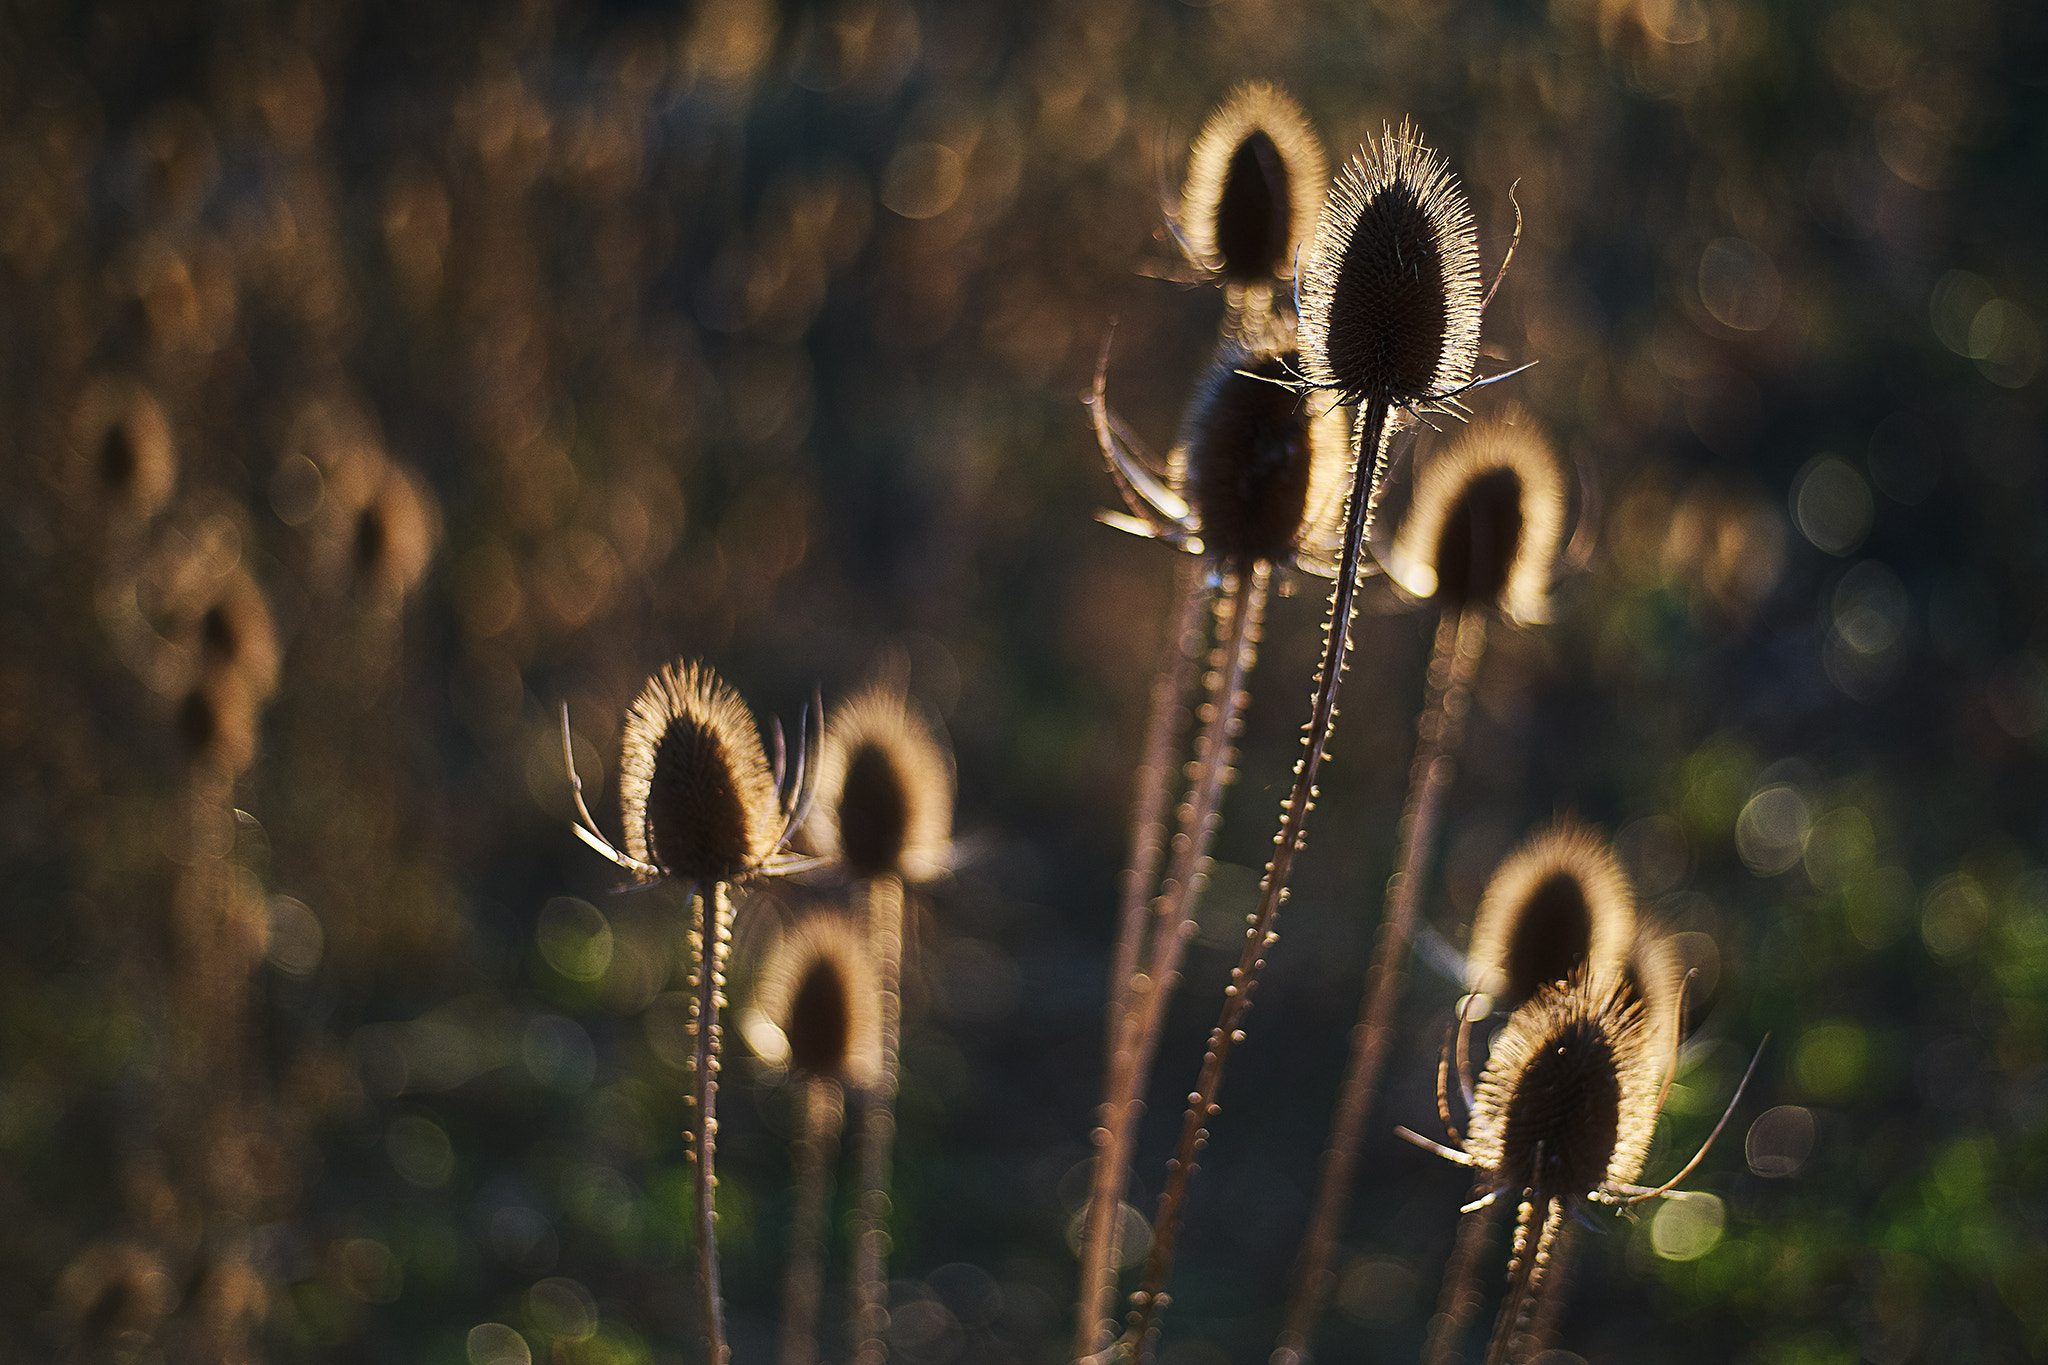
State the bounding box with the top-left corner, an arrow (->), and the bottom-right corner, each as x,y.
748,915 -> 884,1365
804,683 -> 953,1365
565,659 -> 817,1365
1128,122 -> 1500,1360
1172,82 -> 1327,321
1275,414 -> 1566,1364
1078,323 -> 1349,1363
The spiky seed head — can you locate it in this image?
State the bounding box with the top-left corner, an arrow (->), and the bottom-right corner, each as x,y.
1174,341 -> 1351,566
1466,822 -> 1635,1015
1298,122 -> 1481,406
809,684 -> 953,883
619,661 -> 781,883
1180,83 -> 1328,286
1465,974 -> 1659,1203
72,379 -> 176,521
1384,411 -> 1564,624
749,915 -> 882,1086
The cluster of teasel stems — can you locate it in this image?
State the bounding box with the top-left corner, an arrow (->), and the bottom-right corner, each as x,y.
567,670 -> 951,1365
1067,84 -> 1733,1365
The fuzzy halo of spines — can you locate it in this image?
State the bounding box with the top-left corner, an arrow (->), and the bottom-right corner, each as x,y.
1384,408 -> 1564,624
1297,122 -> 1482,406
618,660 -> 781,883
808,684 -> 954,883
1465,821 -> 1636,1015
1464,972 -> 1660,1203
748,915 -> 883,1088
1178,83 -> 1327,287
1170,338 -> 1353,568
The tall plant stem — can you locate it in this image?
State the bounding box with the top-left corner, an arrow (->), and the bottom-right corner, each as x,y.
1274,606 -> 1488,1365
853,873 -> 906,1365
691,881 -> 735,1365
1423,1193 -> 1504,1365
781,1077 -> 845,1365
1076,558 -> 1267,1362
1123,396 -> 1393,1363
1484,1196 -> 1565,1365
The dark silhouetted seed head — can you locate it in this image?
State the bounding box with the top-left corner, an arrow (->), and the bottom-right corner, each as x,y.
1180,84 -> 1327,286
1466,975 -> 1658,1203
1467,822 -> 1635,1013
619,661 -> 780,883
811,685 -> 952,882
1299,123 -> 1480,406
183,567 -> 278,701
1385,413 -> 1564,623
751,915 -> 881,1086
1176,345 -> 1348,565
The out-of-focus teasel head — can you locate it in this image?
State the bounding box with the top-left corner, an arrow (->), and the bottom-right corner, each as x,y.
1298,122 -> 1483,411
747,915 -> 883,1088
1621,926 -> 1686,1088
313,448 -> 438,605
70,377 -> 176,526
566,660 -> 818,885
1176,83 -> 1327,293
808,683 -> 953,885
177,671 -> 260,779
54,1240 -> 175,1350
1465,822 -> 1636,1017
1384,410 -> 1565,625
167,562 -> 279,704
1464,975 -> 1659,1209
1091,331 -> 1351,572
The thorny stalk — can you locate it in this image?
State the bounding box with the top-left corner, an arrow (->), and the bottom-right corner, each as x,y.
1275,607 -> 1489,1364
1424,1194 -> 1504,1365
1077,559 -> 1268,1361
1122,396 -> 1394,1363
780,1078 -> 845,1365
690,881 -> 735,1365
854,873 -> 906,1365
1484,1197 -> 1567,1365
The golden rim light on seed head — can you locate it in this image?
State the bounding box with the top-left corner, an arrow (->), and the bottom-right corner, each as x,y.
619,660 -> 782,883
808,683 -> 953,883
1464,972 -> 1660,1205
1384,409 -> 1564,625
1179,83 -> 1328,288
1465,821 -> 1636,1015
1298,122 -> 1481,407
747,914 -> 883,1087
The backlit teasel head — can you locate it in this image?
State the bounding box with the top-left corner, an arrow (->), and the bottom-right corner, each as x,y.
1465,821 -> 1636,1017
1176,83 -> 1327,290
1090,328 -> 1351,573
808,683 -> 953,884
1621,925 -> 1687,1090
1463,972 -> 1660,1211
1382,409 -> 1565,624
745,914 -> 883,1088
1297,122 -> 1483,410
564,660 -> 817,885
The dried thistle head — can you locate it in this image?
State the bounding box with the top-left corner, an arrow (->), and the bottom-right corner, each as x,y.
1383,410 -> 1564,624
618,661 -> 782,883
809,684 -> 953,883
1466,822 -> 1635,1015
748,914 -> 883,1087
1179,83 -> 1327,287
71,378 -> 176,522
1464,974 -> 1660,1205
1175,341 -> 1351,567
1298,122 -> 1481,407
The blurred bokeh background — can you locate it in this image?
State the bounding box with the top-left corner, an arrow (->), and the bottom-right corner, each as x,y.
2,0 -> 2044,1361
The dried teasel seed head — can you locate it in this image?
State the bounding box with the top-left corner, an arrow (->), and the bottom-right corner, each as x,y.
315,448 -> 438,603
1179,83 -> 1327,287
1621,926 -> 1686,1087
619,660 -> 781,883
71,378 -> 177,522
1175,340 -> 1351,567
1466,822 -> 1635,1015
55,1239 -> 174,1344
1298,122 -> 1481,406
178,672 -> 260,777
1384,410 -> 1564,624
748,914 -> 883,1087
1465,973 -> 1660,1203
809,684 -> 953,883
180,565 -> 279,702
